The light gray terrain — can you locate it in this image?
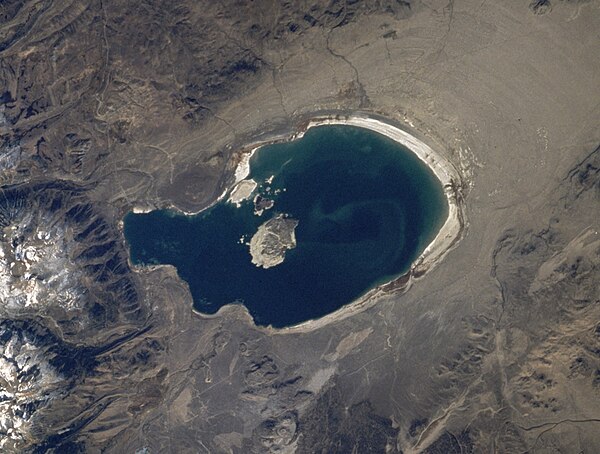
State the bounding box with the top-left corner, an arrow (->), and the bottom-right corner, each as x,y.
249,214 -> 298,269
0,0 -> 599,452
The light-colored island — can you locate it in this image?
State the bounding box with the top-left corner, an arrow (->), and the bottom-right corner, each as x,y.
249,214 -> 299,269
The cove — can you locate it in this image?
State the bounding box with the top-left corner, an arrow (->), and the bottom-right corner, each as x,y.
124,124 -> 448,328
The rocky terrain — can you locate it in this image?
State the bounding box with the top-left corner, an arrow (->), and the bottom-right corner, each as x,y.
0,0 -> 599,452
249,214 -> 299,269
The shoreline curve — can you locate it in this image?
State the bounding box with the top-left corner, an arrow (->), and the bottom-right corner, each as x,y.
126,113 -> 467,335
253,114 -> 466,334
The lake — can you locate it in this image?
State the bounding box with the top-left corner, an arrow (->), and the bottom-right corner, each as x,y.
124,125 -> 448,328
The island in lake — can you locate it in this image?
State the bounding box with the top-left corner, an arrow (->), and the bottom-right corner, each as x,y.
124,124 -> 448,328
249,214 -> 299,269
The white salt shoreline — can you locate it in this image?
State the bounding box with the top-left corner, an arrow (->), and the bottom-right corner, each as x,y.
244,115 -> 465,334
131,113 -> 465,334
300,116 -> 462,280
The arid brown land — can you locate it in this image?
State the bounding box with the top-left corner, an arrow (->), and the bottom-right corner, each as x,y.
0,0 -> 599,452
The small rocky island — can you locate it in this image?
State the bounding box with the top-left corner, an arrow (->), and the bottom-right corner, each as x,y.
249,214 -> 299,269
253,194 -> 275,216
227,179 -> 257,206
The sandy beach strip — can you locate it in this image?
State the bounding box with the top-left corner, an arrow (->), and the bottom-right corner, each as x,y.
129,113 -> 466,334
249,114 -> 466,334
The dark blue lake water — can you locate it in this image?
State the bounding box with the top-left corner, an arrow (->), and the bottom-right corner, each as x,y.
124,125 -> 447,327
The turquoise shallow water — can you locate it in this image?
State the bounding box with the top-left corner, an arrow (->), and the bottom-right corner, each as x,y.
124,125 -> 448,327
